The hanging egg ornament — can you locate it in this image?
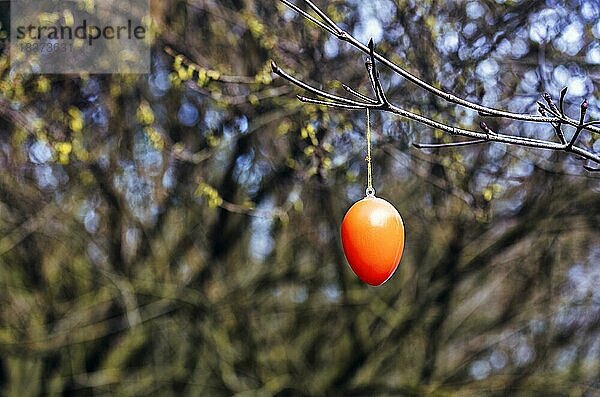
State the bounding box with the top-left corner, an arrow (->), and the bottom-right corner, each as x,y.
340,108 -> 405,285
341,192 -> 405,286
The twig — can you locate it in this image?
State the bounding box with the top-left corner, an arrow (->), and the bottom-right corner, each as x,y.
566,99 -> 588,150
164,46 -> 257,84
413,140 -> 487,149
543,91 -> 567,144
342,84 -> 378,104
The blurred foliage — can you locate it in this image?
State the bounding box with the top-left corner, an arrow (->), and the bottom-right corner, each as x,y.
1,0 -> 600,395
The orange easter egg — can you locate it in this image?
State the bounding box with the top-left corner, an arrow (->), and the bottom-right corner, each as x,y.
341,196 -> 405,286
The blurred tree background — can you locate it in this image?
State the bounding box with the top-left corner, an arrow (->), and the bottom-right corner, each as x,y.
1,0 -> 600,395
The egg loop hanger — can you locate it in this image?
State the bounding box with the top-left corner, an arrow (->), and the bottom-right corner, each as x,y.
365,108 -> 376,198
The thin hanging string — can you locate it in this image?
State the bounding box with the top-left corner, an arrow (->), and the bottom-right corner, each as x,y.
365,108 -> 375,197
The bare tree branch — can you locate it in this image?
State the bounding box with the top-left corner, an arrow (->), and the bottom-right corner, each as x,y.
272,0 -> 600,173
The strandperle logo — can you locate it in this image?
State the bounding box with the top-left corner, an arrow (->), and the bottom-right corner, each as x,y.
16,20 -> 147,47
11,0 -> 150,74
